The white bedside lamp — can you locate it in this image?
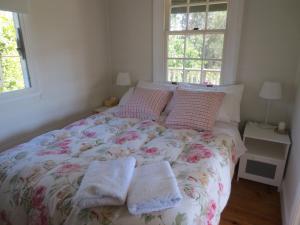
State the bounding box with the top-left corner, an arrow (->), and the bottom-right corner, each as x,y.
259,81 -> 282,126
116,72 -> 131,86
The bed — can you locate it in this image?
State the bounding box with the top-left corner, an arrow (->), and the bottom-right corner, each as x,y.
0,107 -> 246,225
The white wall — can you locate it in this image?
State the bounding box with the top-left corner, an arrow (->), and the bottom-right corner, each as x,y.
108,0 -> 300,126
0,0 -> 112,151
108,0 -> 153,97
281,57 -> 300,225
237,0 -> 300,125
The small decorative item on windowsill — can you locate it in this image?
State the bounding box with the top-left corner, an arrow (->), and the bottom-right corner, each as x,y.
259,81 -> 282,129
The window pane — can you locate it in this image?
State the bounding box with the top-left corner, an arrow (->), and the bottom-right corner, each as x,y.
203,71 -> 220,85
186,35 -> 203,58
203,60 -> 222,71
168,59 -> 183,69
168,69 -> 184,82
207,3 -> 227,29
189,5 -> 206,11
171,6 -> 187,13
0,10 -> 29,94
1,56 -> 25,92
170,7 -> 187,31
168,35 -> 185,58
172,0 -> 187,5
204,34 -> 224,59
185,70 -> 201,84
184,60 -> 202,70
209,3 -> 227,11
188,6 -> 206,30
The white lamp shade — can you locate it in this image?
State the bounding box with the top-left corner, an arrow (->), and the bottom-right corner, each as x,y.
116,72 -> 131,86
259,81 -> 282,100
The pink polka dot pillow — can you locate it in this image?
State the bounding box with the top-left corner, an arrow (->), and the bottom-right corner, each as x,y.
165,89 -> 225,131
115,87 -> 172,121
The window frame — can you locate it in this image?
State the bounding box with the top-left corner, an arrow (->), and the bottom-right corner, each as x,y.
166,0 -> 227,84
0,12 -> 40,104
153,0 -> 245,85
13,12 -> 31,88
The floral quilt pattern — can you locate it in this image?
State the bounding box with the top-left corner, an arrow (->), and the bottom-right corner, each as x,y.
0,111 -> 236,225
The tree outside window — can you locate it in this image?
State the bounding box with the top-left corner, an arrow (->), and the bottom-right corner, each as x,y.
0,10 -> 30,94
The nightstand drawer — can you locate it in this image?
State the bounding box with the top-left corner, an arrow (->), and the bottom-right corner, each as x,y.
245,159 -> 276,179
238,154 -> 285,187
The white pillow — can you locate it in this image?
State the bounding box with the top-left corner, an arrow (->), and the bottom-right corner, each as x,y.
119,87 -> 135,106
178,83 -> 244,123
137,80 -> 177,91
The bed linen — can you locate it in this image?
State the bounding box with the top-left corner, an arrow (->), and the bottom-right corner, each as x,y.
127,161 -> 182,215
73,157 -> 136,209
0,110 -> 244,225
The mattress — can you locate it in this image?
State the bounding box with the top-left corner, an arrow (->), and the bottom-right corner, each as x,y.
0,110 -> 246,225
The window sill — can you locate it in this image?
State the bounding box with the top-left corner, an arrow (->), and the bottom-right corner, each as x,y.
0,87 -> 42,105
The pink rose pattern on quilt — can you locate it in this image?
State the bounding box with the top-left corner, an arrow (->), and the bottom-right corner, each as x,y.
0,111 -> 236,225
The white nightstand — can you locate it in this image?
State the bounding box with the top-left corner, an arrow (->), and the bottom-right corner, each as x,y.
238,122 -> 291,189
93,106 -> 110,113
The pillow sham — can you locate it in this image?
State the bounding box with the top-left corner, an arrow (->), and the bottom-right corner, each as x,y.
137,81 -> 177,114
178,83 -> 244,123
119,81 -> 177,110
165,90 -> 225,131
115,87 -> 172,121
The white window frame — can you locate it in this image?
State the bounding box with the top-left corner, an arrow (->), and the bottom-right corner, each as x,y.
12,13 -> 30,87
0,13 -> 40,104
153,0 -> 245,85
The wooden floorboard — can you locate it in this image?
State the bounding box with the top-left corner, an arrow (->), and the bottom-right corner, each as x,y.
220,177 -> 281,225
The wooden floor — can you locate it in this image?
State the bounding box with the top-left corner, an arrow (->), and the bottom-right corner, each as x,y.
220,177 -> 282,225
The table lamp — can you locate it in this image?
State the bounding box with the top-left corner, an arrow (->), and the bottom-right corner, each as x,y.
259,81 -> 282,127
116,72 -> 131,86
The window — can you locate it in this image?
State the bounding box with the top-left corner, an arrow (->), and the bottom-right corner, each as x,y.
165,0 -> 228,85
0,10 -> 30,94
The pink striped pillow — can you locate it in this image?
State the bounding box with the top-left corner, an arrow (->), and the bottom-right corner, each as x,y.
165,90 -> 225,131
115,87 -> 172,121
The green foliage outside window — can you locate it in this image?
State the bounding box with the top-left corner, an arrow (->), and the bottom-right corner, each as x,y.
0,12 -> 25,94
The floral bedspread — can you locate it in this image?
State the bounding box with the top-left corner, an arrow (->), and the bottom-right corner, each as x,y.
0,111 -> 238,225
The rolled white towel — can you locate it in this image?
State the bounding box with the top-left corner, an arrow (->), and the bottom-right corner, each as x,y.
73,157 -> 136,209
127,161 -> 182,215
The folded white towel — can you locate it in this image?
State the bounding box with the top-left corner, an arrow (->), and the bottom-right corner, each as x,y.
127,161 -> 182,215
73,157 -> 136,209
